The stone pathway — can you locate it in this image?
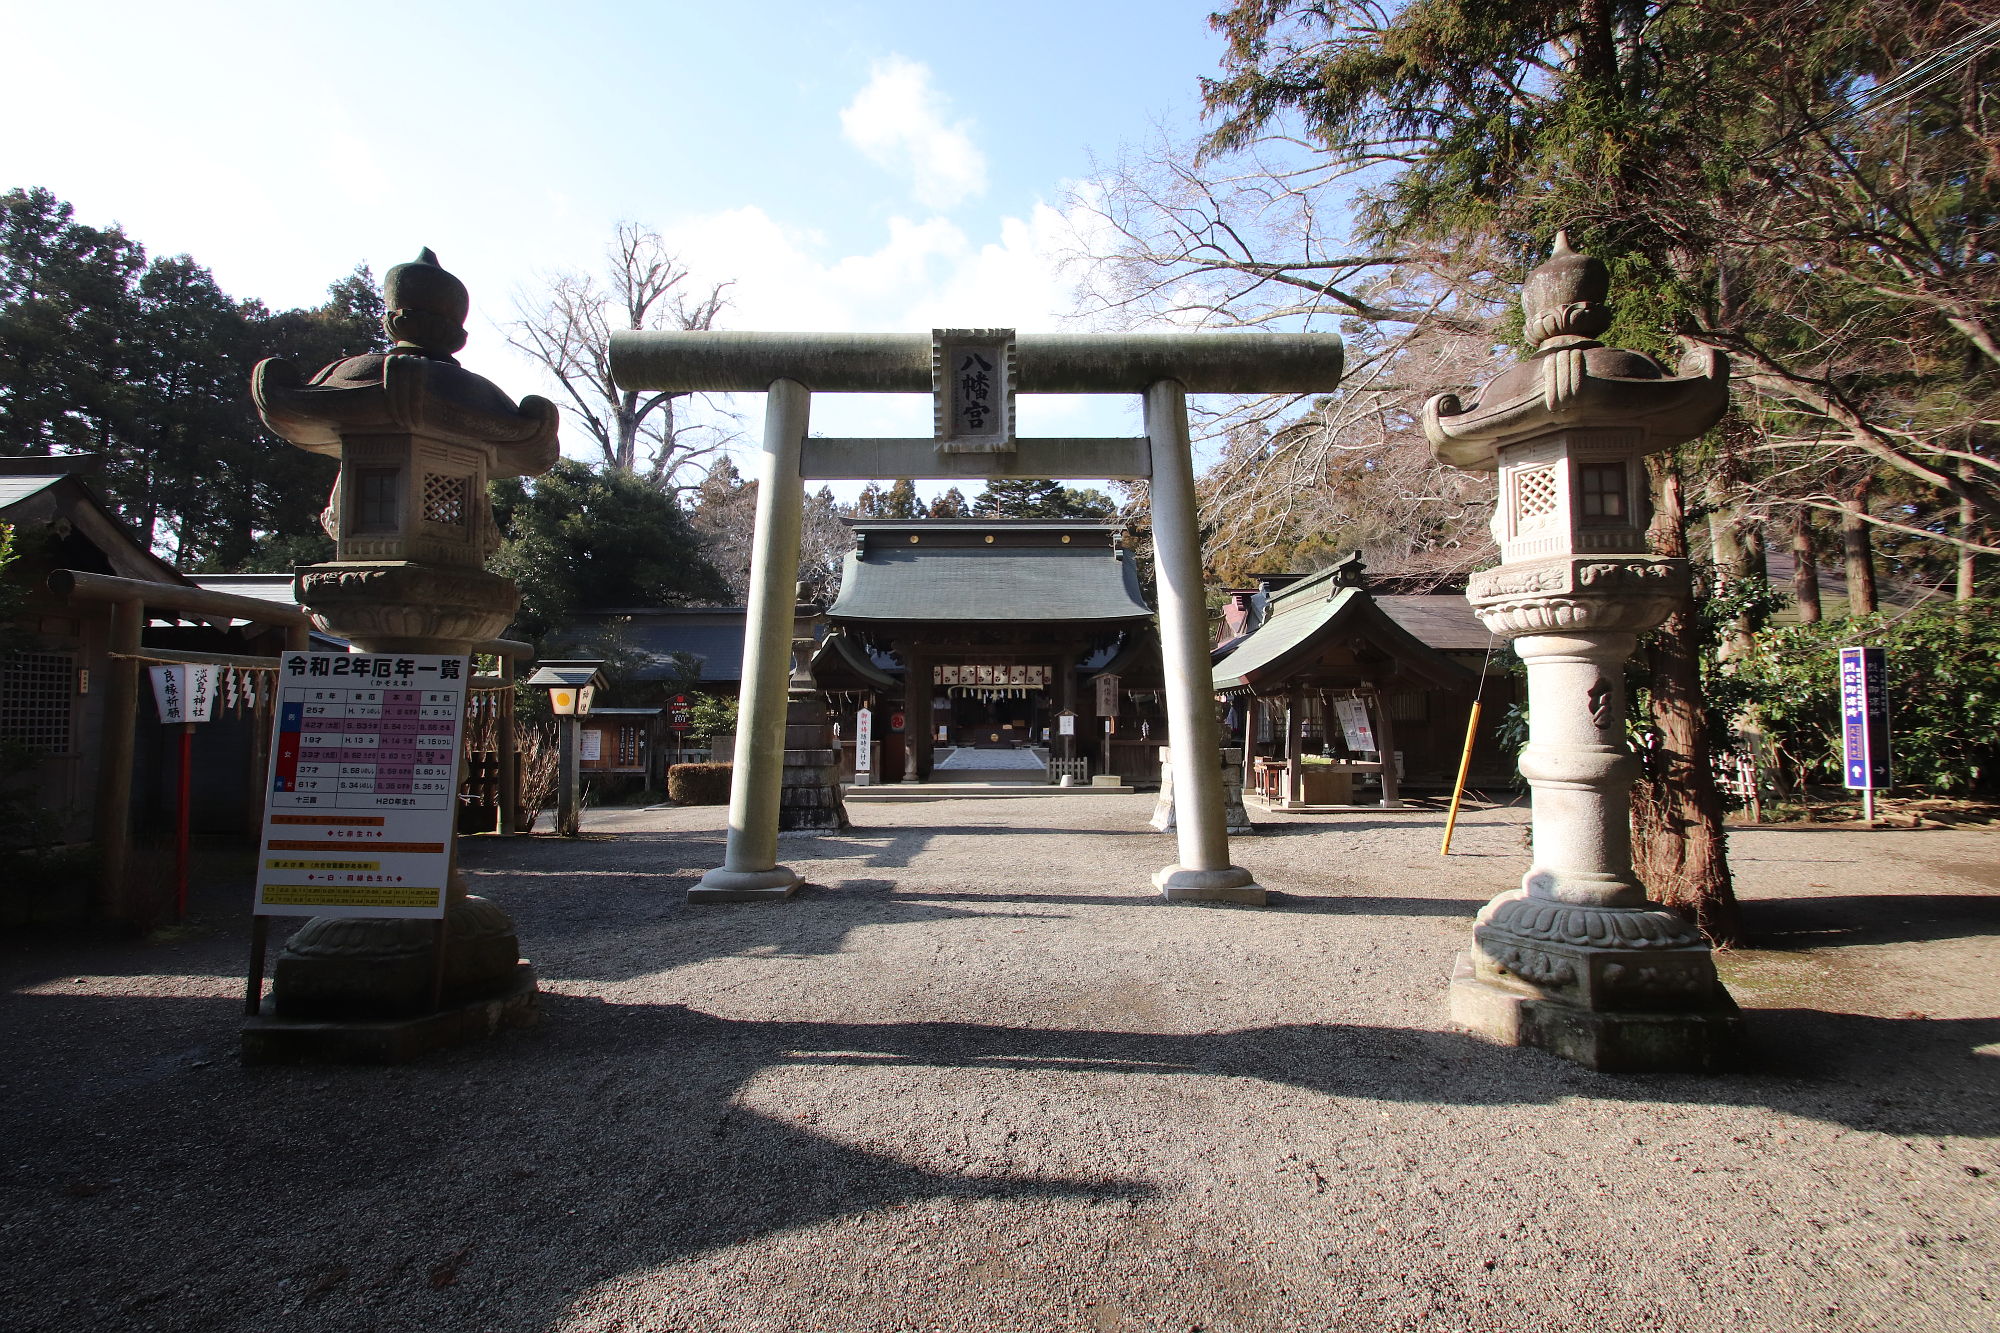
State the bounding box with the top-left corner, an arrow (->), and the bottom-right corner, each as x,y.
1,797 -> 1995,1332
934,745 -> 1046,773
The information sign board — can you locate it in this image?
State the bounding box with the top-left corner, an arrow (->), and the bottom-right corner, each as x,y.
1839,646 -> 1891,789
1334,697 -> 1377,752
854,708 -> 873,772
1094,673 -> 1120,717
1058,710 -> 1076,737
667,693 -> 692,732
252,652 -> 469,919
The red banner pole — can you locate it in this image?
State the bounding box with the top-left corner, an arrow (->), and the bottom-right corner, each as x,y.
175,722 -> 193,921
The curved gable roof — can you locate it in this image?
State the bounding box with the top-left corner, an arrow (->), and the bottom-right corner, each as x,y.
1212,581 -> 1473,694
828,525 -> 1152,625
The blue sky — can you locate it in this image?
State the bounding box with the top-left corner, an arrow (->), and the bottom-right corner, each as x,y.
5,1 -> 1237,459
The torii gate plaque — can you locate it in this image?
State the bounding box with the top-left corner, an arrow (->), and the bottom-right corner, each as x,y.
610,329 -> 1343,904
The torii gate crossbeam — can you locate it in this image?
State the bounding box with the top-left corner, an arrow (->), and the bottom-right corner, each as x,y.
610,331 -> 1343,906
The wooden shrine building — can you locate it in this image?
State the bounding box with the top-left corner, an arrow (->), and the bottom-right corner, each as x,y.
814,518 -> 1162,782
1212,555 -> 1500,809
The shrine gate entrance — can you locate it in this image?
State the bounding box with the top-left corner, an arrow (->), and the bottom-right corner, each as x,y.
608,330 -> 1343,907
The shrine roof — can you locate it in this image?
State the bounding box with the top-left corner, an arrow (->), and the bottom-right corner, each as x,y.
829,521 -> 1152,624
1212,581 -> 1473,694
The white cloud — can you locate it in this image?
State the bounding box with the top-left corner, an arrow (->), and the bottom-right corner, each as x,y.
839,56 -> 987,211
643,194 -> 1139,457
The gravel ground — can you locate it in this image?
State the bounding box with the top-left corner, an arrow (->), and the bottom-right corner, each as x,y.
2,794 -> 1996,1333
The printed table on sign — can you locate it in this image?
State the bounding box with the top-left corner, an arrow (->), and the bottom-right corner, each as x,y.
253,653 -> 470,919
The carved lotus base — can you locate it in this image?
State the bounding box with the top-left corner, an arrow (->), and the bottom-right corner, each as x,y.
1469,887 -> 1716,1008
1450,888 -> 1740,1071
295,560 -> 519,653
1469,555 -> 1686,637
271,895 -> 521,1020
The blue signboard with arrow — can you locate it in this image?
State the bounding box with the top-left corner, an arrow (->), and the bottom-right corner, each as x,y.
1838,646 -> 1890,790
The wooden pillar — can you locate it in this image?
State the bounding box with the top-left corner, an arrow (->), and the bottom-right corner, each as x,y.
1242,695 -> 1260,795
497,653 -> 520,835
1368,687 -> 1402,809
1058,651 -> 1076,767
1284,686 -> 1304,808
91,597 -> 143,923
905,653 -> 933,782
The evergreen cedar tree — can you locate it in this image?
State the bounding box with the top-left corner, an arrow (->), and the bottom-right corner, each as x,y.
0,187 -> 387,571
1197,0 -> 1960,942
490,458 -> 730,646
1198,0 -> 1994,938
970,479 -> 1117,520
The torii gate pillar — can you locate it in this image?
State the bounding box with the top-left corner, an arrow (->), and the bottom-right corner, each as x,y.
610,330 -> 1344,905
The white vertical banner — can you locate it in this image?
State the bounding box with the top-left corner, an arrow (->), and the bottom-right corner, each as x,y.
854,708 -> 873,771
149,665 -> 218,724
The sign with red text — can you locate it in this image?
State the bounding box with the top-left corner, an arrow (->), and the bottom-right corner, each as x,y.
252,652 -> 468,919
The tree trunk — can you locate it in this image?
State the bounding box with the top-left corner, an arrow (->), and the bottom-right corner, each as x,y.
1960,459 -> 1979,602
1632,450 -> 1742,945
1705,479 -> 1760,659
1791,509 -> 1822,624
1842,481 -> 1878,615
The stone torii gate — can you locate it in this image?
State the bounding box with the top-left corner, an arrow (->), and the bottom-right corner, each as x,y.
609,330 -> 1344,906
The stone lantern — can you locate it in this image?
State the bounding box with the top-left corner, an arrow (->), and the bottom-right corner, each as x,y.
255,249 -> 558,652
251,250 -> 559,1025
1424,233 -> 1740,1071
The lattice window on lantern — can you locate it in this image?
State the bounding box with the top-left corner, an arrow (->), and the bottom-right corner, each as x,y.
1578,462 -> 1629,523
422,472 -> 469,526
1514,465 -> 1560,532
0,651 -> 76,754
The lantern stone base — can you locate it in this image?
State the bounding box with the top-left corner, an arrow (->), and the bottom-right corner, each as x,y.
688,866 -> 804,902
1154,863 -> 1265,906
1150,747 -> 1255,835
1448,888 -> 1741,1071
243,962 -> 538,1065
270,895 -> 523,1021
1450,954 -> 1741,1072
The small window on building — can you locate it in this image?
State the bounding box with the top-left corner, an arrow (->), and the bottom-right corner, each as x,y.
357,469 -> 400,532
1578,463 -> 1628,522
0,651 -> 76,754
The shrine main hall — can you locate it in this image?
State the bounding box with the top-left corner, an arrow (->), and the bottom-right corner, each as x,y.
812,518 -> 1162,783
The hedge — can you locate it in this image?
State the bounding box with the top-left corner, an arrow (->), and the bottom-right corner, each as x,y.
668,763 -> 733,805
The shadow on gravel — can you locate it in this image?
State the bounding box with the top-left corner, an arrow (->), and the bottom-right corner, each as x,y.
878,891 -> 1483,916
3,987 -> 1994,1333
1742,893 -> 2000,950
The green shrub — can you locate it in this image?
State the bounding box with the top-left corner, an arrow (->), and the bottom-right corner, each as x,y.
1732,600 -> 2000,793
684,694 -> 738,745
667,763 -> 733,805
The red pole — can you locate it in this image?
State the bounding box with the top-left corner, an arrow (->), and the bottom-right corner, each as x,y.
175,723 -> 193,922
